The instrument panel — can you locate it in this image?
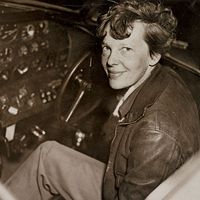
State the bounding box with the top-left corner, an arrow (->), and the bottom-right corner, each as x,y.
0,10 -> 94,128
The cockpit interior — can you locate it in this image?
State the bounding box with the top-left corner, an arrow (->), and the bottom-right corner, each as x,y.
0,1 -> 200,199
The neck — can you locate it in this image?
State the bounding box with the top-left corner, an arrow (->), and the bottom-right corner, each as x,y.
135,65 -> 156,89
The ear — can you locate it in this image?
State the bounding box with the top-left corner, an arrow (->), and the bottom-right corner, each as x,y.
149,53 -> 161,66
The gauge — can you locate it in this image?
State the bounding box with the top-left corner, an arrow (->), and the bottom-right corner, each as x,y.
40,40 -> 49,49
30,42 -> 39,53
18,45 -> 28,56
0,47 -> 13,63
21,24 -> 35,41
39,20 -> 49,34
0,24 -> 18,42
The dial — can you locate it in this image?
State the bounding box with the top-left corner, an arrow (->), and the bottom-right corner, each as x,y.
0,47 -> 13,63
0,24 -> 18,42
21,24 -> 35,41
39,20 -> 49,34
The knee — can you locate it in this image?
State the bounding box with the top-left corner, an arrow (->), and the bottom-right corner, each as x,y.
38,141 -> 67,169
36,141 -> 59,158
39,141 -> 58,150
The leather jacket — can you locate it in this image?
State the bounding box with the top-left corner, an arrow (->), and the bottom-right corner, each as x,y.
102,65 -> 200,200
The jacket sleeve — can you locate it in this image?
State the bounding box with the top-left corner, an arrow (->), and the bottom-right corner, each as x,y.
117,118 -> 183,200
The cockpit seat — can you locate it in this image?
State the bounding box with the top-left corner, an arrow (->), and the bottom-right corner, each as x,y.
146,150 -> 200,200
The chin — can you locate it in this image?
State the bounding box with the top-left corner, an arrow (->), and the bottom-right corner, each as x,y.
109,81 -> 126,90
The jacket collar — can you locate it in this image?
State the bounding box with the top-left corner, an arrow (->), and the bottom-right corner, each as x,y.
118,64 -> 170,122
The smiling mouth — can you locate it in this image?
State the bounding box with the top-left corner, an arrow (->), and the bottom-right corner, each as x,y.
108,71 -> 124,79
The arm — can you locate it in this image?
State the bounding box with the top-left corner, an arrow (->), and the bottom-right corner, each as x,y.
118,123 -> 182,200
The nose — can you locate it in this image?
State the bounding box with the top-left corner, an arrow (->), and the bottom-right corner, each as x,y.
107,50 -> 119,67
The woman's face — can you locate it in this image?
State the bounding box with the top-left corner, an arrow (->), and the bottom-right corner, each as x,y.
101,21 -> 159,90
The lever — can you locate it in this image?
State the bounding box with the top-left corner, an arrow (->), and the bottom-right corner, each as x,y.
65,74 -> 91,123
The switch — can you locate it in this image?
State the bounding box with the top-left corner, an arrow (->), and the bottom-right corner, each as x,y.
8,106 -> 18,115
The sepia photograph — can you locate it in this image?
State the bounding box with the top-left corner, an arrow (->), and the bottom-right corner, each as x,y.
0,0 -> 200,199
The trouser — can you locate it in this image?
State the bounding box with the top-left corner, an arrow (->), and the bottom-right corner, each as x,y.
5,141 -> 106,200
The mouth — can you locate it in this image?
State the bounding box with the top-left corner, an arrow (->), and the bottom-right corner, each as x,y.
108,71 -> 124,79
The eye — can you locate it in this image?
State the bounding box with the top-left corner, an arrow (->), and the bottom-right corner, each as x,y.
102,45 -> 111,55
102,45 -> 110,52
120,47 -> 133,55
122,47 -> 132,52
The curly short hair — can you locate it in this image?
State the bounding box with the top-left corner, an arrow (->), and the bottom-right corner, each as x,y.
96,0 -> 177,56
